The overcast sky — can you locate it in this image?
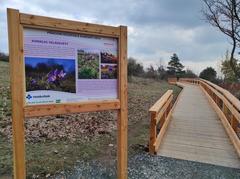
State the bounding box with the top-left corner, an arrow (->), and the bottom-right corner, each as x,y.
1,0 -> 231,74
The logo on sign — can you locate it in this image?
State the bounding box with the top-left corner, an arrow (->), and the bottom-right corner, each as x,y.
26,94 -> 32,100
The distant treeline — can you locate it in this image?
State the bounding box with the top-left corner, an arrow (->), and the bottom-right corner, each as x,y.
0,51 -> 220,83
128,54 -> 197,81
128,55 -> 240,99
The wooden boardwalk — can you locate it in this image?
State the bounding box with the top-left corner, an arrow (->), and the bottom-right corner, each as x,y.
157,83 -> 240,168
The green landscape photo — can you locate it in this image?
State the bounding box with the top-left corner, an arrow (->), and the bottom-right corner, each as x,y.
77,49 -> 100,79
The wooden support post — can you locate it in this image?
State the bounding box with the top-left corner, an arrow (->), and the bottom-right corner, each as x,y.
159,114 -> 165,130
223,104 -> 231,123
165,103 -> 169,115
222,104 -> 228,118
7,9 -> 26,179
149,112 -> 156,154
210,90 -> 214,99
207,87 -> 210,95
212,93 -> 215,101
168,103 -> 171,114
231,115 -> 238,133
216,97 -> 220,107
164,110 -> 167,123
117,26 -> 128,179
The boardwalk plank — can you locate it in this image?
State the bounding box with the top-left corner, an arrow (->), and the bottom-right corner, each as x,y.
157,83 -> 240,168
163,136 -> 234,150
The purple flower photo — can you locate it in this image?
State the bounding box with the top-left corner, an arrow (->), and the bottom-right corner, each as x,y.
25,57 -> 76,93
101,64 -> 117,79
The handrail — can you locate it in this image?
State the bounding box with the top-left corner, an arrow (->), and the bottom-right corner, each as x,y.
200,79 -> 240,113
179,78 -> 240,112
179,78 -> 200,85
179,78 -> 240,157
167,78 -> 177,84
149,90 -> 174,154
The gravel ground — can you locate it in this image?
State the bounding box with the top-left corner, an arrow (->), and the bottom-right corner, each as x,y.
55,152 -> 240,179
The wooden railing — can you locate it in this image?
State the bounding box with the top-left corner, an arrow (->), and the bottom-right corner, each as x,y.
167,78 -> 177,84
149,78 -> 240,156
179,78 -> 199,85
149,90 -> 174,154
180,78 -> 240,157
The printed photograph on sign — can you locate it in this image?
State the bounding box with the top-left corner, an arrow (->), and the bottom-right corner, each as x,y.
25,57 -> 76,93
100,51 -> 118,64
101,64 -> 117,79
23,28 -> 118,105
77,49 -> 100,79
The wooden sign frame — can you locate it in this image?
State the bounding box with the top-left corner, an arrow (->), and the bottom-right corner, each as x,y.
7,8 -> 128,179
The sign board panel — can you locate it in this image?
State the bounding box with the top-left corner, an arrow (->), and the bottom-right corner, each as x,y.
8,8 -> 127,179
24,28 -> 118,105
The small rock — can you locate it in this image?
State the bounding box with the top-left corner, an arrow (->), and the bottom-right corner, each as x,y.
54,149 -> 58,154
108,144 -> 114,147
46,174 -> 50,177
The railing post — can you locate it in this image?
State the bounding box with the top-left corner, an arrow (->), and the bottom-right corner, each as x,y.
222,104 -> 228,116
213,93 -> 217,102
149,112 -> 156,154
231,115 -> 238,132
170,95 -> 173,109
222,103 -> 232,123
215,96 -> 220,107
164,110 -> 167,123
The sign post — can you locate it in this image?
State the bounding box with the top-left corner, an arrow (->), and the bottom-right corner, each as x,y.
7,8 -> 128,179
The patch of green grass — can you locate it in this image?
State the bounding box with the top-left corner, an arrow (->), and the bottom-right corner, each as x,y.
0,134 -> 115,178
26,137 -> 113,177
0,135 -> 12,175
0,61 -> 10,87
0,61 -> 11,122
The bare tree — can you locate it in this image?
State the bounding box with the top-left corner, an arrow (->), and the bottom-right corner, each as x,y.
202,0 -> 240,78
156,58 -> 165,74
155,58 -> 167,80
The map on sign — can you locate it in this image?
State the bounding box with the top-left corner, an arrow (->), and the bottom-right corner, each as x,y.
24,28 -> 118,105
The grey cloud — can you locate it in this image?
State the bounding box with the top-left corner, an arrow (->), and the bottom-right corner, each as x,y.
127,0 -> 205,27
0,0 -> 232,73
128,24 -> 230,63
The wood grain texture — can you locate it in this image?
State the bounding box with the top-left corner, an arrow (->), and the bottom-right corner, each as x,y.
7,8 -> 26,179
149,112 -> 157,154
24,100 -> 120,117
167,78 -> 177,84
117,26 -> 128,179
201,79 -> 240,113
149,90 -> 173,112
20,13 -> 120,37
155,95 -> 173,124
158,83 -> 240,169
